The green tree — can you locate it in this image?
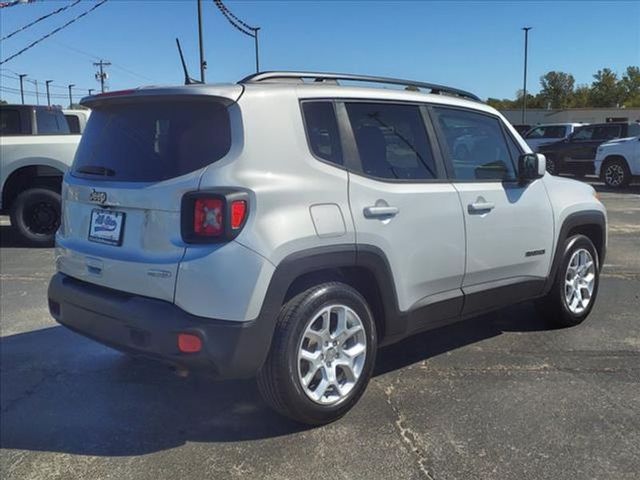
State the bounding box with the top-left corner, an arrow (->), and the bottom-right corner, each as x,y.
0,99 -> 7,105
621,66 -> 640,107
486,97 -> 516,109
513,90 -> 544,109
570,85 -> 592,107
539,71 -> 575,108
590,68 -> 625,107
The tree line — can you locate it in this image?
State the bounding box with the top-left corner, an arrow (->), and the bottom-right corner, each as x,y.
487,66 -> 640,110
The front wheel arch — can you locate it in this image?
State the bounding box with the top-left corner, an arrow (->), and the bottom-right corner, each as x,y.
543,211 -> 606,296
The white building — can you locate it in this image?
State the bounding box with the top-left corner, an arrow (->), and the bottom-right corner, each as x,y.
501,108 -> 640,126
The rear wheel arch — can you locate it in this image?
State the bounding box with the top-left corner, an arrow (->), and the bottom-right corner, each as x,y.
2,165 -> 64,211
262,245 -> 400,346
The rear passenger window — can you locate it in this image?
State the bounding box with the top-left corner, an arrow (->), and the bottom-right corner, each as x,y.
302,102 -> 342,165
432,107 -> 517,181
65,114 -> 81,134
0,108 -> 21,135
593,125 -> 621,141
345,103 -> 437,180
36,109 -> 70,135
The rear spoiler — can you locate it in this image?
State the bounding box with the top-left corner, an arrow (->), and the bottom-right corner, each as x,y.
81,84 -> 244,108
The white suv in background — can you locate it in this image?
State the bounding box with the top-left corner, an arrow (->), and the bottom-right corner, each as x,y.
595,134 -> 640,188
524,123 -> 584,152
48,72 -> 607,425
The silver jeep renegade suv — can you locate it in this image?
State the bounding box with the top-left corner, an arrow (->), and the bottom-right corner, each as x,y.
48,72 -> 607,425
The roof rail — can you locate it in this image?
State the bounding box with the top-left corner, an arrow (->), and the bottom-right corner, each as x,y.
239,71 -> 481,102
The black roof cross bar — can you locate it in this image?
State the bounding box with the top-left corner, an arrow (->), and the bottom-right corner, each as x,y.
239,71 -> 481,102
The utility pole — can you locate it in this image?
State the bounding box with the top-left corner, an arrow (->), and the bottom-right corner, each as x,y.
18,74 -> 27,104
34,79 -> 39,105
45,80 -> 53,106
197,0 -> 206,82
521,27 -> 532,125
68,84 -> 75,108
93,59 -> 111,93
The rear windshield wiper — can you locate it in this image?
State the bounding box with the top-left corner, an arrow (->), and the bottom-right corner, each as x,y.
76,165 -> 116,176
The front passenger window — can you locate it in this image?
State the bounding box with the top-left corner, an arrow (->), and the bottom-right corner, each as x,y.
432,107 -> 517,181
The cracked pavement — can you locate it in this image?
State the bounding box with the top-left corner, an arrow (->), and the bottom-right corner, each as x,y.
1,183 -> 639,480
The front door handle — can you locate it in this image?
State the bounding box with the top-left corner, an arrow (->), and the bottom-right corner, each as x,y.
468,201 -> 495,214
363,205 -> 399,218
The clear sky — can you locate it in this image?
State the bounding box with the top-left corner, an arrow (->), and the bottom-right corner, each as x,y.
1,0 -> 639,105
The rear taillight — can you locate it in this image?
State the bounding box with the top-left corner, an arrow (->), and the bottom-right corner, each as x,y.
230,200 -> 247,230
193,198 -> 224,236
181,190 -> 249,243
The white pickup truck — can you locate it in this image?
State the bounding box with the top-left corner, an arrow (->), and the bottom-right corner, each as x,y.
1,104 -> 81,245
595,135 -> 640,188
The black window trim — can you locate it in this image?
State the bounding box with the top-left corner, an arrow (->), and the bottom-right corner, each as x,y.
299,97 -> 528,185
427,103 -> 523,184
335,98 -> 449,184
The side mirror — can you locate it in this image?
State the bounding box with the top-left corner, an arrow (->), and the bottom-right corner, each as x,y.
518,153 -> 545,182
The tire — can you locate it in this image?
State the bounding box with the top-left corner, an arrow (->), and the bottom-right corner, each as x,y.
601,158 -> 631,188
537,234 -> 600,327
9,188 -> 61,247
257,282 -> 377,425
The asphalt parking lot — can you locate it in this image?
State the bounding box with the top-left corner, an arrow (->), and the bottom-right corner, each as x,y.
1,182 -> 639,480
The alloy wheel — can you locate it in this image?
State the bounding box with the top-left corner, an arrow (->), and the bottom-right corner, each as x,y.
297,304 -> 367,405
604,164 -> 625,187
564,248 -> 596,315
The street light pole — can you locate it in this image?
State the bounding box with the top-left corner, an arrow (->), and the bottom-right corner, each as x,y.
197,0 -> 206,82
18,74 -> 27,104
521,27 -> 532,125
45,80 -> 53,106
88,89 -> 95,96
254,27 -> 260,73
68,84 -> 75,108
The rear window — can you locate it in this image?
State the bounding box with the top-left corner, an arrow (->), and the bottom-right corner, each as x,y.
35,108 -> 70,135
72,100 -> 231,182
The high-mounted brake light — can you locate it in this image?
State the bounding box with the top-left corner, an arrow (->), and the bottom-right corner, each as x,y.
94,89 -> 137,98
181,190 -> 250,244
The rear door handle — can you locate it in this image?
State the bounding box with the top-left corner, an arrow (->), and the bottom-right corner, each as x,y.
468,202 -> 495,214
363,205 -> 399,218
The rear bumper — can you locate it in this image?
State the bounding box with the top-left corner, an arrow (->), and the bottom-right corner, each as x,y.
48,273 -> 274,379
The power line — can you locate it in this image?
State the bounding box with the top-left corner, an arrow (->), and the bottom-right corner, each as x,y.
1,71 -> 91,92
0,0 -> 37,10
1,0 -> 82,42
214,0 -> 257,37
213,0 -> 261,72
0,85 -> 70,100
0,0 -> 109,66
52,41 -> 155,82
